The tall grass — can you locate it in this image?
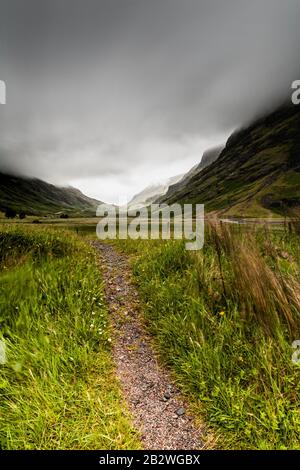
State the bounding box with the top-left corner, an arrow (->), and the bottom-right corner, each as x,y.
116,224 -> 300,449
0,225 -> 140,449
206,222 -> 300,336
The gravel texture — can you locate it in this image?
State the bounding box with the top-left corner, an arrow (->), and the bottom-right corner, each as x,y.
91,241 -> 204,450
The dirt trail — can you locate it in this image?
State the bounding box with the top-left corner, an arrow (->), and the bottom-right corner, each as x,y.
91,241 -> 205,450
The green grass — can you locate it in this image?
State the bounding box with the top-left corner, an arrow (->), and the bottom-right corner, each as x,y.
0,213 -> 99,238
115,226 -> 300,449
0,225 -> 140,450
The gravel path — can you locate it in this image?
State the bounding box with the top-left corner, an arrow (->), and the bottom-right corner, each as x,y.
91,241 -> 205,450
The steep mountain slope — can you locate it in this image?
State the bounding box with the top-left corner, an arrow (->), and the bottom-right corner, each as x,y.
160,104 -> 300,217
128,174 -> 183,210
160,146 -> 224,202
0,172 -> 103,216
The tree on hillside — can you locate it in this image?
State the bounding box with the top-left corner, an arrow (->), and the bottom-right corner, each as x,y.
19,211 -> 26,219
5,208 -> 16,219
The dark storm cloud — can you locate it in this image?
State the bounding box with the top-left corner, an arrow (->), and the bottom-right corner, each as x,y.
0,0 -> 300,201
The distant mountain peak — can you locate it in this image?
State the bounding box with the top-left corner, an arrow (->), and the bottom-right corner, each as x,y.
158,145 -> 224,203
127,174 -> 183,210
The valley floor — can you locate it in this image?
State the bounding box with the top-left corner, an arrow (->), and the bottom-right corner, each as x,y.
1,221 -> 300,450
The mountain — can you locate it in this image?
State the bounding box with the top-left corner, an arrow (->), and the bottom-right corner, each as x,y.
127,174 -> 183,210
0,172 -> 103,216
159,146 -> 224,202
160,104 -> 300,217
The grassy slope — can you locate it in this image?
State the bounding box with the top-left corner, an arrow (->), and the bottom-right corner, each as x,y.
0,173 -> 102,217
115,229 -> 300,449
161,105 -> 300,218
0,225 -> 140,449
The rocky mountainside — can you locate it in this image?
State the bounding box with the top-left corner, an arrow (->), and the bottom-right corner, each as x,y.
159,146 -> 224,203
160,104 -> 300,217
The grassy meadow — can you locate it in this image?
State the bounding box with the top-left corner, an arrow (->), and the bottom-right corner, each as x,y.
1,216 -> 300,450
0,224 -> 140,449
115,221 -> 300,449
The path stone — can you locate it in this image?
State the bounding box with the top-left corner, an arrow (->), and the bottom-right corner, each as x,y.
91,241 -> 205,450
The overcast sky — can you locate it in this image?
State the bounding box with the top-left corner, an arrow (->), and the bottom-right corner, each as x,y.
0,0 -> 300,203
